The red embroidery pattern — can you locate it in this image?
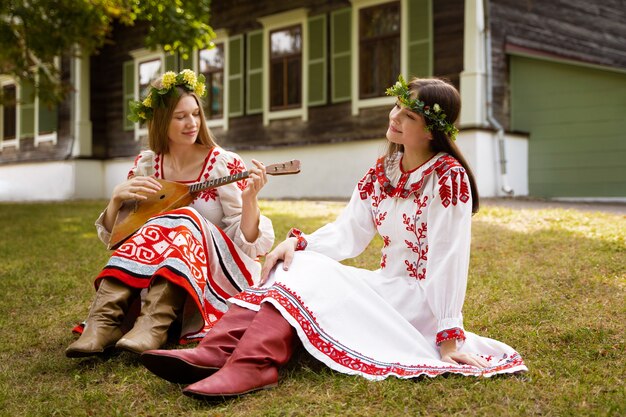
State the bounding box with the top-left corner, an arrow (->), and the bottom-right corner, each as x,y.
227,157 -> 248,191
198,188 -> 218,202
357,168 -> 376,200
234,285 -> 526,378
153,154 -> 161,179
436,327 -> 466,345
194,148 -> 221,202
435,156 -> 470,208
402,195 -> 428,280
371,193 -> 388,226
358,168 -> 388,228
371,154 -> 466,200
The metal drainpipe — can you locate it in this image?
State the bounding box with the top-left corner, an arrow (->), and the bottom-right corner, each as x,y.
484,0 -> 513,195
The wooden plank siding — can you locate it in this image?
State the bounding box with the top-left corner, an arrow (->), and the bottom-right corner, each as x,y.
510,55 -> 626,198
90,22 -> 148,159
432,0 -> 464,86
488,0 -> 626,130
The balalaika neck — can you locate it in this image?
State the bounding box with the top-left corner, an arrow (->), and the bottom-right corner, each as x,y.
188,171 -> 250,194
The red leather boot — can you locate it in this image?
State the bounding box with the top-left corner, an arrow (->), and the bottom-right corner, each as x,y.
183,303 -> 297,399
141,305 -> 257,384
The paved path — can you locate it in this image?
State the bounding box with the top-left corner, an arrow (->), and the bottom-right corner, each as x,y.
482,197 -> 626,215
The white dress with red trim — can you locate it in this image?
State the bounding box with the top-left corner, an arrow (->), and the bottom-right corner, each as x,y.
232,152 -> 527,380
79,147 -> 275,342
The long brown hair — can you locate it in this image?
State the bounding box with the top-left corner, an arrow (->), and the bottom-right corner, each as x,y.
147,86 -> 218,155
386,77 -> 480,213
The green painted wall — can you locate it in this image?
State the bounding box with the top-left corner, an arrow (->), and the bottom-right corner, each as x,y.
510,55 -> 626,198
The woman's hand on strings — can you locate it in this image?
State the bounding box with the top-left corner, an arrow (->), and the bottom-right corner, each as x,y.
242,159 -> 268,202
259,237 -> 298,285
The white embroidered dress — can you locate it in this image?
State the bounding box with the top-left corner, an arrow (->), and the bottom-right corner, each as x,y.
232,152 -> 527,379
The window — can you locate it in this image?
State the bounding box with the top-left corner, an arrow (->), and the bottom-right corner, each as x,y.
2,84 -> 16,141
0,74 -> 58,150
258,8 -> 309,125
270,25 -> 302,110
358,1 -> 400,99
138,58 -> 162,99
198,43 -> 225,119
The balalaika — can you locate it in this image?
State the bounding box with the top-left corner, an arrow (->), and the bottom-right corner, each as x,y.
108,160 -> 301,250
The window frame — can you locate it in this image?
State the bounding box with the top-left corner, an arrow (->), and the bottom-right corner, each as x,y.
0,78 -> 19,150
358,1 -> 401,100
349,0 -> 432,116
129,49 -> 165,141
200,30 -> 230,131
258,8 -> 309,126
199,43 -> 226,120
269,24 -> 303,111
0,67 -> 60,151
33,64 -> 59,147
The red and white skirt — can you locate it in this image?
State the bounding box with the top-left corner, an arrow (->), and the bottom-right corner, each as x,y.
74,207 -> 259,343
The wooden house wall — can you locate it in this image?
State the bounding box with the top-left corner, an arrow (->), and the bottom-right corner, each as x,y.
90,22 -> 147,159
210,0 -> 464,150
0,0 -> 464,163
488,0 -> 626,130
433,0 -> 464,87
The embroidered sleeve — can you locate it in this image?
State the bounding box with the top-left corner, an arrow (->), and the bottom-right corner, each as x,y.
436,327 -> 467,346
215,151 -> 275,258
287,228 -> 308,251
127,150 -> 156,178
304,182 -> 377,261
423,164 -> 472,345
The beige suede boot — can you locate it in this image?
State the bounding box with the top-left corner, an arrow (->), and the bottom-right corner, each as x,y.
66,278 -> 137,358
115,278 -> 186,354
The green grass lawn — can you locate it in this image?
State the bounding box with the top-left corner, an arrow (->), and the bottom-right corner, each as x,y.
0,200 -> 624,416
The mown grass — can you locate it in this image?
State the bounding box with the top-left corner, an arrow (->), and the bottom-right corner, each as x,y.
0,199 -> 624,416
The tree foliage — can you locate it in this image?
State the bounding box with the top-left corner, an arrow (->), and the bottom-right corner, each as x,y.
0,0 -> 215,105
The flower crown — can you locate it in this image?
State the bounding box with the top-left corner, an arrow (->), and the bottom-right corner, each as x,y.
128,69 -> 207,123
385,75 -> 459,140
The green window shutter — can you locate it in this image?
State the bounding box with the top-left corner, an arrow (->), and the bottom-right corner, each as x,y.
19,80 -> 35,137
331,8 -> 351,103
122,60 -> 135,131
180,54 -> 193,71
164,54 -> 177,72
38,102 -> 57,134
228,34 -> 244,117
308,15 -> 327,106
37,68 -> 57,134
246,30 -> 263,115
407,0 -> 432,77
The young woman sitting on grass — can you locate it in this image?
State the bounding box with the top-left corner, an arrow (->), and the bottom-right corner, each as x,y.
140,75 -> 527,399
66,70 -> 274,358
